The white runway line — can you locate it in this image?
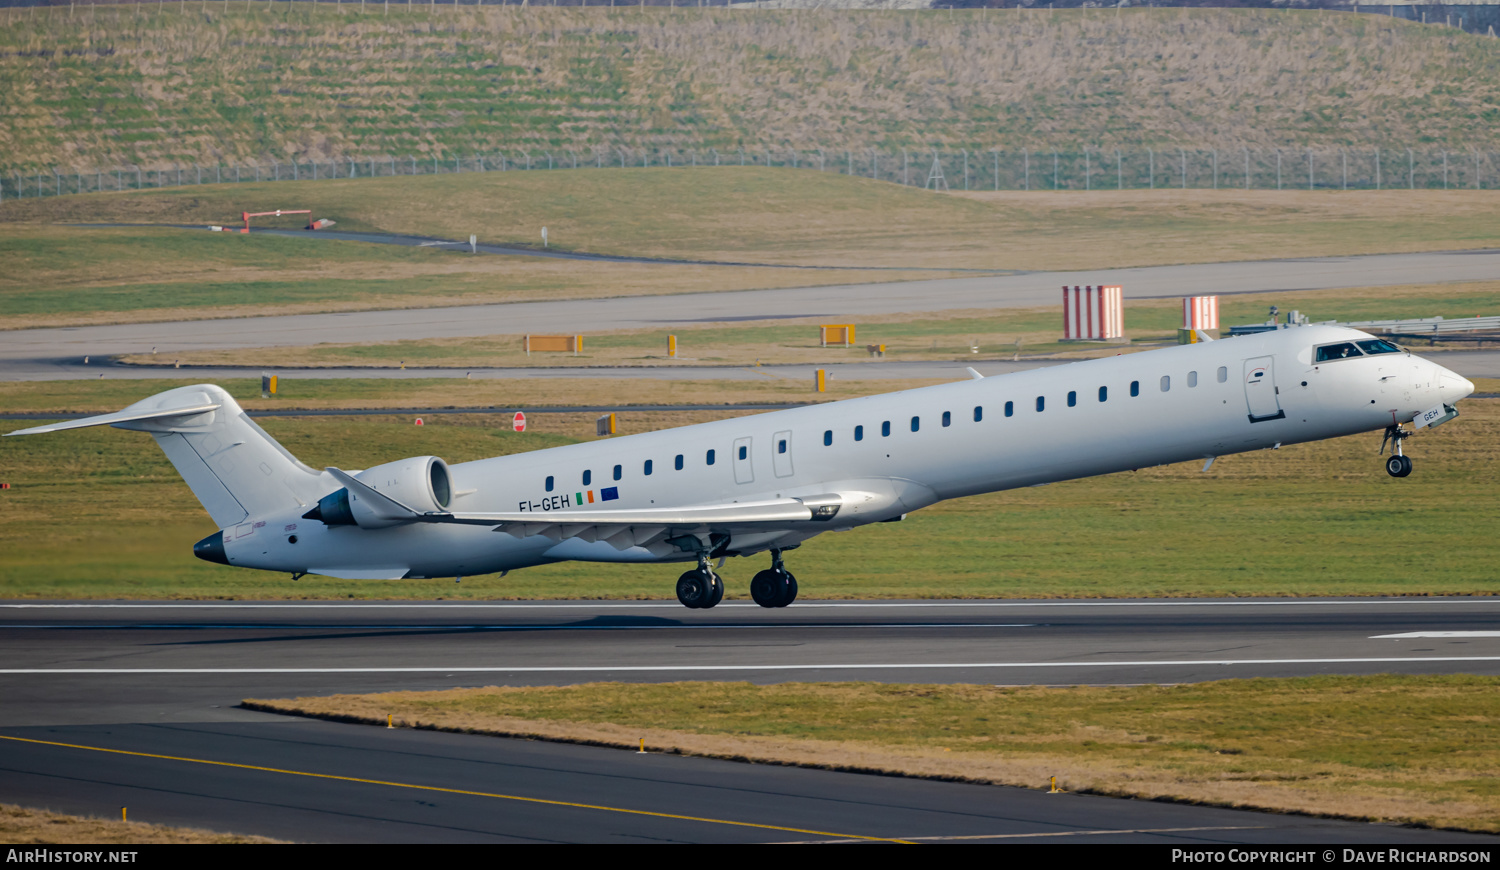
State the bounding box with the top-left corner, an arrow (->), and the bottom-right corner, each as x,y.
1370,631 -> 1500,639
4,599 -> 1498,611
5,656 -> 1500,674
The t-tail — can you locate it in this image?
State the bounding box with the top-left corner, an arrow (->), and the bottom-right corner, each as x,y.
5,384 -> 326,560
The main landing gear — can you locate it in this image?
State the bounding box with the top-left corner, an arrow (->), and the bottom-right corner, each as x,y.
674,548 -> 799,609
750,549 -> 798,609
676,553 -> 724,610
1380,424 -> 1414,478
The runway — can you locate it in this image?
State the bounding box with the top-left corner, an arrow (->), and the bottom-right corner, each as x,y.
2,599 -> 1497,842
5,248 -> 1499,380
11,349 -> 1500,386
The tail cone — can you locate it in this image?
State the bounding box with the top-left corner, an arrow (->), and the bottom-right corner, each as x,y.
193,531 -> 228,565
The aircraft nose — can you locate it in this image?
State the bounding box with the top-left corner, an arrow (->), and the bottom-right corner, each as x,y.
1436,366 -> 1475,405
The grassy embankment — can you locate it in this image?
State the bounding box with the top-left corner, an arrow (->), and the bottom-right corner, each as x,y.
249,676 -> 1500,834
0,802 -> 280,844
4,6 -> 1499,168
5,179 -> 1500,329
2,375 -> 1496,600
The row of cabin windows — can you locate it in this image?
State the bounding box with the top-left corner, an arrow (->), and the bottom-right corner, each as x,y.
542,367 -> 1235,489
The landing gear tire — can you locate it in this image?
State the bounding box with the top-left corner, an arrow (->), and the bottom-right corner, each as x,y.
1386,454 -> 1413,478
750,569 -> 797,608
677,569 -> 722,609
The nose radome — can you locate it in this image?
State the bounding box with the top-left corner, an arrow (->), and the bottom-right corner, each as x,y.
1437,368 -> 1475,405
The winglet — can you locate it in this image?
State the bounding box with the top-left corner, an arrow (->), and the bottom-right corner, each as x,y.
965,367 -> 985,380
326,467 -> 423,522
1194,330 -> 1215,343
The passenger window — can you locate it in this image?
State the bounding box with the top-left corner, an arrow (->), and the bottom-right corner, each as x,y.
1160,376 -> 1170,392
1357,339 -> 1401,355
1004,401 -> 1014,417
973,406 -> 983,422
545,475 -> 554,492
583,469 -> 592,486
823,430 -> 833,446
1098,386 -> 1108,402
778,439 -> 787,454
1067,391 -> 1077,407
644,460 -> 653,476
882,421 -> 891,437
1315,342 -> 1363,362
942,411 -> 951,428
1036,396 -> 1045,412
911,416 -> 920,432
855,425 -> 864,441
1218,366 -> 1228,383
1188,371 -> 1198,388
613,464 -> 622,481
738,445 -> 747,460
1130,380 -> 1140,397
674,454 -> 684,471
706,449 -> 716,466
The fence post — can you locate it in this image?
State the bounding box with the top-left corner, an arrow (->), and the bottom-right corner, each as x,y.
1116,149 -> 1122,190
1307,149 -> 1313,190
1408,148 -> 1414,189
1024,148 -> 1029,191
1053,150 -> 1059,190
1443,151 -> 1449,189
1342,151 -> 1347,190
1244,148 -> 1250,189
963,149 -> 969,190
1084,147 -> 1090,191
1212,149 -> 1217,189
1276,150 -> 1281,190
1375,147 -> 1381,190
994,149 -> 1000,190
1147,148 -> 1153,189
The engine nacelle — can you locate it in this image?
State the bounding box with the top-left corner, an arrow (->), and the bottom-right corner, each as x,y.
304,455 -> 454,529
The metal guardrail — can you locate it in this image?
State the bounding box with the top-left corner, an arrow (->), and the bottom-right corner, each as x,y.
1337,315 -> 1500,334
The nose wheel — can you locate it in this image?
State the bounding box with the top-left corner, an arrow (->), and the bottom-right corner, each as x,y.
1380,424 -> 1414,478
750,549 -> 799,608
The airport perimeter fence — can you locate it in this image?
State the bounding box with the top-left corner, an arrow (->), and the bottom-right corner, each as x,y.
4,146 -> 1499,202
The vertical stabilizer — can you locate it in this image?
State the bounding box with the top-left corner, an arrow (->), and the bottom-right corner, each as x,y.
7,384 -> 325,528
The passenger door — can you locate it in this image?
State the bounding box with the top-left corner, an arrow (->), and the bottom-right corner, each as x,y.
772,430 -> 794,478
733,436 -> 754,484
1244,356 -> 1286,422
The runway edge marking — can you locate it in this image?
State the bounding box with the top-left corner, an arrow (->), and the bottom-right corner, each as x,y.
0,734 -> 914,844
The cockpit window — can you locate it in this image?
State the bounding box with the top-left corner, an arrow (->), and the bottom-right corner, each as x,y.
1356,339 -> 1402,355
1315,342 -> 1363,362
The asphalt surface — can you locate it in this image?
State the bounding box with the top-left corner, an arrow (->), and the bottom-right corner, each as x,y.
2,599 -> 1497,843
6,249 -> 1500,381
12,350 -> 1500,386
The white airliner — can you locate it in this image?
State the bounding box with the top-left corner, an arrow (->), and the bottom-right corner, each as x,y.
7,325 -> 1475,609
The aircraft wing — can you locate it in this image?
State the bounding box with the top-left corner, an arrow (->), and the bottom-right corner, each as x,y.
424,495 -> 842,553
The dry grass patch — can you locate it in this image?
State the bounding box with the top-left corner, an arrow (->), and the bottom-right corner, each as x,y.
248,676 -> 1500,833
0,802 -> 281,844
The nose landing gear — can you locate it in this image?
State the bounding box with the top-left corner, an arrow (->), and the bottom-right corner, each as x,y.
750,549 -> 798,608
676,552 -> 724,609
1380,424 -> 1414,478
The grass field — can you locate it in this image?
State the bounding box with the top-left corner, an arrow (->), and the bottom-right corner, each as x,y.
248,676 -> 1500,833
130,280 -> 1500,369
5,178 -> 1500,328
1,375 -> 1495,600
0,802 -> 279,845
3,6 -> 1500,170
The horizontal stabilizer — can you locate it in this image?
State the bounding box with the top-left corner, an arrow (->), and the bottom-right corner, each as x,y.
4,401 -> 221,436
